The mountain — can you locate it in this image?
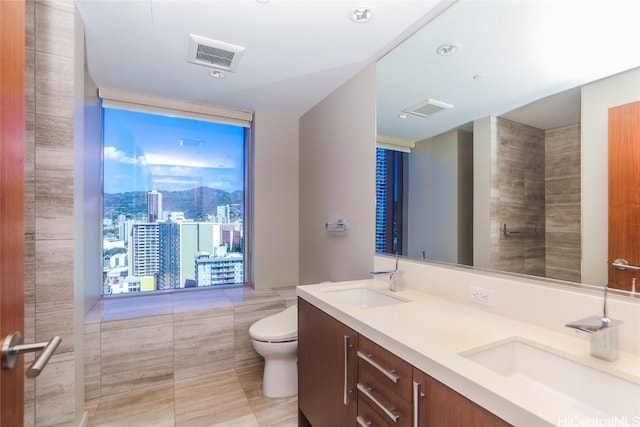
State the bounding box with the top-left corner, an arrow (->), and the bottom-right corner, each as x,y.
104,187 -> 243,221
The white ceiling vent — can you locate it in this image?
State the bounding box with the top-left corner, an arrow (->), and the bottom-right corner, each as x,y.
403,98 -> 453,118
188,34 -> 245,72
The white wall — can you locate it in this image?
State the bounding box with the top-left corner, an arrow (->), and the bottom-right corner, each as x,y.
407,129 -> 459,262
299,64 -> 376,284
251,110 -> 300,289
472,116 -> 494,269
582,67 -> 640,285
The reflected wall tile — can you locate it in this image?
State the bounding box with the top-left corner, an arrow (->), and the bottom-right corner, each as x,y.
34,358 -> 75,426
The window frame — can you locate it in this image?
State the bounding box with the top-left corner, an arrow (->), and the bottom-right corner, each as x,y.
99,90 -> 253,296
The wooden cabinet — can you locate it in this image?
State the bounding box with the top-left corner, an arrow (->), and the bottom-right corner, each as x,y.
298,299 -> 512,426
298,298 -> 357,427
413,368 -> 511,427
357,335 -> 412,427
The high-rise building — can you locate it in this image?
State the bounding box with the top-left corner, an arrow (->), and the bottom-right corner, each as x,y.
195,253 -> 243,286
147,190 -> 163,222
217,204 -> 230,223
158,222 -> 181,290
129,223 -> 160,279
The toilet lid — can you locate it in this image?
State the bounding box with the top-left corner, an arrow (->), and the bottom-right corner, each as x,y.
250,304 -> 297,342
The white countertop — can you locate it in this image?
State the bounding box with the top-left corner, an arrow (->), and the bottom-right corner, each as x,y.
297,280 -> 640,427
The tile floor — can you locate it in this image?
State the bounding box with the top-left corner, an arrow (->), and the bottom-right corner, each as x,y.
85,364 -> 298,427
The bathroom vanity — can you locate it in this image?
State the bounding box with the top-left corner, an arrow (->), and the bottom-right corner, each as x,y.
296,280 -> 640,427
298,298 -> 509,427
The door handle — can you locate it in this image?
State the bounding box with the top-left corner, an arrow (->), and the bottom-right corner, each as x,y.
612,259 -> 640,271
1,331 -> 61,378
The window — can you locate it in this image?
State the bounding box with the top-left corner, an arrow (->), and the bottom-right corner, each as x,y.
102,106 -> 248,295
375,147 -> 405,255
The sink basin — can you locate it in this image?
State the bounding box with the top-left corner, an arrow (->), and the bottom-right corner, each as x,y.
324,287 -> 407,308
463,338 -> 640,419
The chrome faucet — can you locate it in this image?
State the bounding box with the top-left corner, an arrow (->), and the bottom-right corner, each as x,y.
565,286 -> 622,361
371,253 -> 401,292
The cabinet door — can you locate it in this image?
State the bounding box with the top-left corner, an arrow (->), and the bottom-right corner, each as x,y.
412,368 -> 511,427
298,298 -> 357,426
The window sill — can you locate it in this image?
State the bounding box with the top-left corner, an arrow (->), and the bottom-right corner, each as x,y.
85,286 -> 297,324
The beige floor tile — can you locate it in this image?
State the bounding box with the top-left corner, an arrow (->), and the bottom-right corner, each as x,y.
174,371 -> 254,427
90,382 -> 175,427
248,395 -> 298,427
87,367 -> 298,427
212,414 -> 259,427
235,364 -> 264,401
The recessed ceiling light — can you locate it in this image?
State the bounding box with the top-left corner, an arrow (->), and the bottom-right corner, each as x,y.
436,43 -> 460,56
351,7 -> 372,23
210,70 -> 225,78
398,113 -> 410,119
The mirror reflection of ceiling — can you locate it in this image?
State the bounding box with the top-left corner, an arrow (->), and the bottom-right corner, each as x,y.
376,0 -> 640,143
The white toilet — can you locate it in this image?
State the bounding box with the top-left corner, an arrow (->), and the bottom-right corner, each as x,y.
249,304 -> 298,398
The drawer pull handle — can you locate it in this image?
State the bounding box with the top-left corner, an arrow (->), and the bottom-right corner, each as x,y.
357,383 -> 400,423
344,335 -> 351,406
357,416 -> 372,427
357,350 -> 400,384
412,381 -> 425,427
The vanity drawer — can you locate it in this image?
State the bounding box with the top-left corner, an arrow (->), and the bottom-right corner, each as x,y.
358,367 -> 411,427
358,397 -> 393,427
358,335 -> 412,401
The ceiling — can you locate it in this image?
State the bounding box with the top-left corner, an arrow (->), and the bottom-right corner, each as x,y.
76,0 -> 454,117
376,0 -> 640,142
76,0 -> 640,136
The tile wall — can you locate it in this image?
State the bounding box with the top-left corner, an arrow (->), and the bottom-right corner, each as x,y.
84,287 -> 297,402
491,117 -> 546,276
24,1 -> 76,425
545,123 -> 581,282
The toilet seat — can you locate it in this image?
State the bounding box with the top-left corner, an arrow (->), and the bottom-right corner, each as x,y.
249,305 -> 297,343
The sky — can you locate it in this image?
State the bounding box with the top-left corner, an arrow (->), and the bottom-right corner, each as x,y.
103,108 -> 245,194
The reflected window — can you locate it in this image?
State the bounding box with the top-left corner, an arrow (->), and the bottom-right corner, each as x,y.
375,148 -> 405,254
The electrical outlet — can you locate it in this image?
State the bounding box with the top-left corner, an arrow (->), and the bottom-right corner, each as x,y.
469,286 -> 495,306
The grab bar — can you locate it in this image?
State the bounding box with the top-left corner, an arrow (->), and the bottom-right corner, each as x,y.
503,223 -> 538,237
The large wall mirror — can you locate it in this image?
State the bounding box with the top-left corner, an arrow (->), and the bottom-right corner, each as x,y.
375,0 -> 640,293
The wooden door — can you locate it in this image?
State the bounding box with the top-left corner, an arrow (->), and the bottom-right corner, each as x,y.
0,0 -> 26,425
298,298 -> 358,427
413,368 -> 511,426
608,101 -> 640,291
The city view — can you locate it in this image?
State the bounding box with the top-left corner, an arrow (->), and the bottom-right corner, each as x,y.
102,108 -> 246,294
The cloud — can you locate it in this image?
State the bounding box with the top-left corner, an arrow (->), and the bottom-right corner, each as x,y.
103,146 -> 145,165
